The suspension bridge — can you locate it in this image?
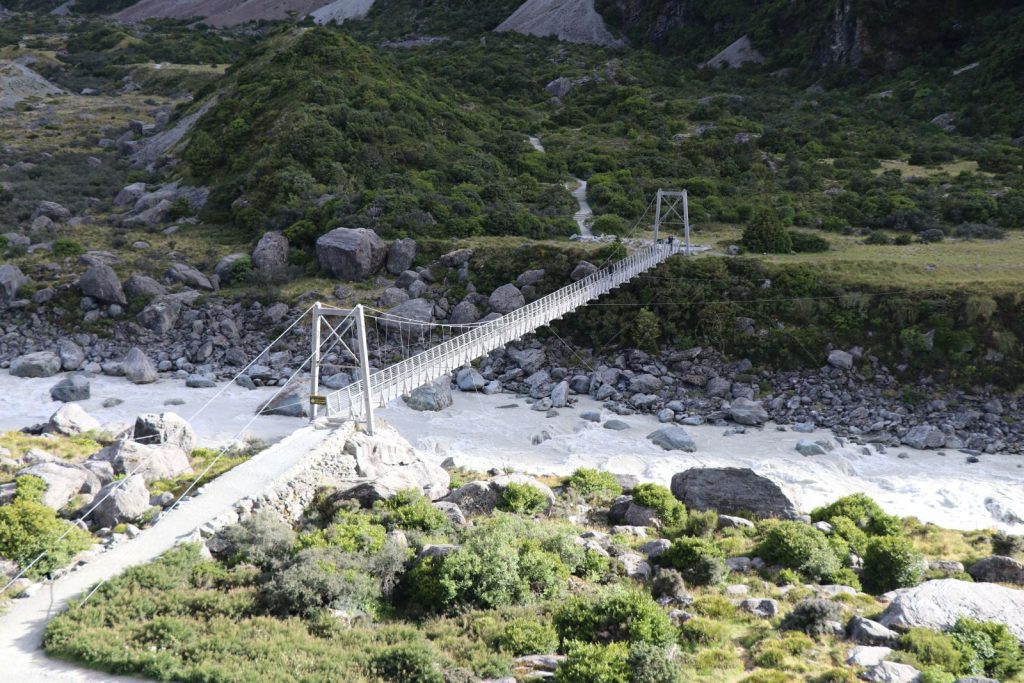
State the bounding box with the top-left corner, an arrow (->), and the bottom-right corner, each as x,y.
0,190 -> 693,679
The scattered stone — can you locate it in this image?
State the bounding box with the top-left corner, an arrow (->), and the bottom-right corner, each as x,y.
827,349 -> 854,370
646,427 -> 697,452
796,438 -> 827,456
50,374 -> 90,402
580,411 -> 601,423
78,264 -> 127,306
456,367 -> 486,391
0,264 -> 29,307
861,661 -> 921,683
386,238 -> 417,275
847,646 -> 893,668
17,461 -> 100,511
848,616 -> 900,647
739,598 -> 779,618
902,425 -> 946,450
603,419 -> 630,431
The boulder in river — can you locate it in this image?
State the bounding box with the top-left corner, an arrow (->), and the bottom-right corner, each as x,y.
10,351 -> 62,378
670,467 -> 800,519
647,427 -> 696,452
50,374 -> 90,403
403,379 -> 452,412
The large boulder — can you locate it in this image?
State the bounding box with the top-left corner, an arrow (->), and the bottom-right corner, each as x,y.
91,474 -> 150,527
403,379 -> 453,411
136,296 -> 182,334
31,200 -> 71,223
0,264 -> 28,307
848,616 -> 900,647
860,661 -> 921,683
489,283 -> 525,314
50,374 -> 90,403
728,398 -> 769,425
213,253 -> 247,285
316,228 -> 386,280
10,351 -> 62,378
379,298 -> 433,336
449,300 -> 480,325
78,264 -> 126,306
967,556 -> 1024,585
507,346 -> 546,374
647,427 -> 696,452
257,381 -> 308,418
570,261 -> 597,281
47,402 -> 100,435
902,425 -> 946,450
133,412 -> 195,454
57,339 -> 86,371
670,467 -> 800,519
123,273 -> 167,300
386,238 -> 417,275
827,349 -> 854,370
879,579 -> 1024,644
165,262 -> 214,291
18,461 -> 101,511
336,426 -> 450,505
456,367 -> 486,391
122,347 -> 158,384
251,231 -> 289,279
92,440 -> 192,483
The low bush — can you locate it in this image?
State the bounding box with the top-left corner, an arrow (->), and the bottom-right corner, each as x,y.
991,531 -> 1024,557
660,536 -> 726,586
949,617 -> 1024,680
811,494 -> 901,537
373,489 -> 449,531
52,239 -> 84,257
779,599 -> 843,636
690,595 -> 736,619
788,230 -> 830,252
627,642 -> 682,683
554,641 -> 629,683
631,484 -> 686,527
497,618 -> 558,656
862,535 -> 925,593
369,643 -> 445,683
553,587 -> 675,648
954,223 -> 1006,240
678,616 -> 730,649
565,468 -> 622,500
743,209 -> 792,253
0,475 -> 92,578
684,509 -> 718,537
650,567 -> 688,600
298,510 -> 387,553
864,230 -> 892,245
221,512 -> 297,570
757,521 -> 845,583
919,228 -> 945,243
900,628 -> 964,673
742,671 -> 790,683
499,482 -> 549,515
262,546 -> 388,617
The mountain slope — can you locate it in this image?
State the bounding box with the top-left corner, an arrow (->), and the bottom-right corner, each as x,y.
115,0 -> 326,26
495,0 -> 624,46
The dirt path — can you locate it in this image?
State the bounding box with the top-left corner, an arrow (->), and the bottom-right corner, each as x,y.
0,424 -> 335,681
528,135 -> 593,236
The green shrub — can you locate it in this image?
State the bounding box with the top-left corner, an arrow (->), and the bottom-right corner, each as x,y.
261,546 -> 386,617
0,476 -> 92,578
627,642 -> 682,683
678,617 -> 730,649
660,537 -> 726,586
651,567 -> 687,600
864,230 -> 892,245
221,512 -> 296,569
811,494 -> 901,537
631,484 -> 686,527
862,535 -> 925,593
918,669 -> 955,683
900,628 -> 964,673
690,595 -> 736,619
742,209 -> 792,254
949,617 -> 1024,679
779,599 -> 843,636
52,239 -> 84,257
684,509 -> 718,538
369,643 -> 445,683
499,482 -> 549,515
742,671 -> 790,683
592,214 -> 627,236
788,230 -> 830,253
893,233 -> 914,245
298,511 -> 387,553
566,468 -> 622,500
991,531 -> 1024,557
828,516 -> 870,555
374,489 -> 449,531
757,521 -> 845,583
813,670 -> 856,683
497,618 -> 558,656
227,255 -> 252,282
775,568 -> 801,586
553,587 -> 675,648
554,641 -> 629,683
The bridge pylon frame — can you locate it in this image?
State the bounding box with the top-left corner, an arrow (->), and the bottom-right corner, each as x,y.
653,189 -> 691,254
309,302 -> 375,435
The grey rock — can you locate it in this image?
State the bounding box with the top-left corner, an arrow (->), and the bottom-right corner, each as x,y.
728,398 -> 769,425
316,228 -> 386,280
603,419 -> 630,431
438,248 -> 472,268
403,379 -> 453,411
386,238 -> 417,275
257,382 -> 307,418
92,439 -> 192,483
122,347 -> 158,384
828,349 -> 854,370
796,438 -> 827,456
449,301 -> 480,325
902,425 -> 946,450
671,467 -> 800,519
639,538 -> 671,559
647,427 -> 697,452
440,480 -> 498,515
31,200 -> 71,223
456,367 -> 486,391
165,262 -> 214,291
78,264 -> 126,305
623,502 -> 660,527
861,661 -> 921,683
113,181 -> 147,207
50,375 -> 90,403
0,264 -> 29,307
507,347 -> 545,374
879,579 -> 1024,644
550,380 -> 569,408
432,501 -> 466,526
123,273 -> 166,300
629,373 -> 662,394
967,555 -> 1024,585
251,231 -> 289,278
848,646 -> 893,667
57,339 -> 86,371
213,253 -> 247,285
379,298 -> 433,336
580,410 -> 601,423
848,616 -> 900,647
378,287 -> 408,308
91,475 -> 150,528
570,260 -> 597,281
739,598 -> 779,618
137,296 -> 182,334
17,461 -> 100,511
717,514 -> 755,529
793,421 -> 815,433
706,376 -> 732,398
10,351 -> 62,378
617,552 -> 652,580
321,372 -> 351,390
134,412 -> 195,453
489,283 -> 525,314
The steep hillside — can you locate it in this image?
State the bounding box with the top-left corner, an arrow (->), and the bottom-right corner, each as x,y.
114,0 -> 326,26
495,0 -> 624,47
182,27 -> 574,245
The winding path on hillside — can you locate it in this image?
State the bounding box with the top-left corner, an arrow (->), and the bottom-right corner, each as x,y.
0,425 -> 335,682
529,135 -> 593,236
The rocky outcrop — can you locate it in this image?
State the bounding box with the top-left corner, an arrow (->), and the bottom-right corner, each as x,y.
879,579 -> 1024,644
441,473 -> 553,515
93,439 -> 192,483
386,238 -> 417,275
967,556 -> 1024,585
18,461 -> 101,511
78,264 -> 127,306
91,474 -> 150,527
703,35 -> 765,69
670,467 -> 800,519
496,0 -> 624,46
403,379 -> 453,411
316,228 -> 386,280
122,347 -> 158,384
251,231 -> 289,279
133,412 -> 196,453
0,264 -> 28,307
47,402 -> 100,435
